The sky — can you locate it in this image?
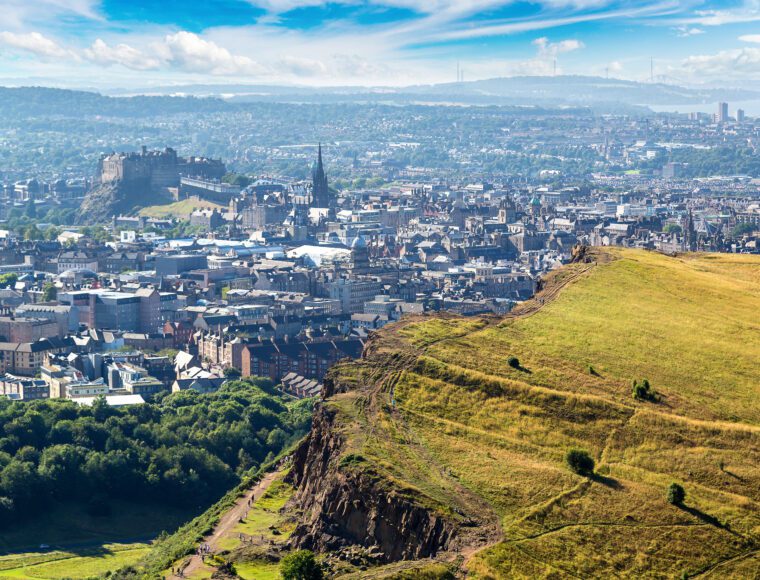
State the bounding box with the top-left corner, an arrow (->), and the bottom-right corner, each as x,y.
2,0 -> 760,88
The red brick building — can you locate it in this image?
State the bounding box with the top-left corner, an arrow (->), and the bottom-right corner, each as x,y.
241,338 -> 364,383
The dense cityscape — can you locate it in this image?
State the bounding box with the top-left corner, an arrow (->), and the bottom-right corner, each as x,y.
0,94 -> 757,407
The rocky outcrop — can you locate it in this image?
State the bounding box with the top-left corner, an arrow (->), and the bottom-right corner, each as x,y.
76,179 -> 171,225
286,404 -> 458,562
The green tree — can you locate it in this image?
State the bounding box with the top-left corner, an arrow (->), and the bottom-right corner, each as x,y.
565,449 -> 595,476
280,550 -> 323,580
667,482 -> 686,505
0,460 -> 42,507
42,282 -> 57,302
222,173 -> 251,188
224,367 -> 242,380
0,274 -> 18,289
24,198 -> 36,219
23,225 -> 42,241
731,223 -> 755,238
632,379 -> 656,401
663,223 -> 682,234
43,226 -> 61,242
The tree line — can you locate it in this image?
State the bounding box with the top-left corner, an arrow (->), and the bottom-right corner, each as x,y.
0,379 -> 312,525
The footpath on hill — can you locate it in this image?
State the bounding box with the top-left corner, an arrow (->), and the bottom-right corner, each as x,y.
169,469 -> 283,579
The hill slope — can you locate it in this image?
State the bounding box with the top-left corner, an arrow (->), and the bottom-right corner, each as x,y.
287,248 -> 760,578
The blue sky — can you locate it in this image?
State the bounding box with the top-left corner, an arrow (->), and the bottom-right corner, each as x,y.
2,0 -> 760,87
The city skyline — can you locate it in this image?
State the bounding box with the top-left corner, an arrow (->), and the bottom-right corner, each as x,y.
4,1 -> 760,88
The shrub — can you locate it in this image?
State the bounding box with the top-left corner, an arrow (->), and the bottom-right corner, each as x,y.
633,378 -> 656,401
281,550 -> 323,580
565,449 -> 595,476
507,356 -> 520,369
667,482 -> 686,505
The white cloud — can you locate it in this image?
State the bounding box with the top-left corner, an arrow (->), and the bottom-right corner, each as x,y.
0,31 -> 69,58
678,0 -> 760,26
483,36 -> 586,77
245,0 -> 615,15
432,1 -> 675,42
1,0 -> 100,30
277,55 -> 327,76
331,53 -> 387,77
83,39 -> 160,70
533,37 -> 584,57
679,47 -> 760,79
608,60 -> 623,73
673,26 -> 704,37
159,31 -> 268,75
739,34 -> 760,43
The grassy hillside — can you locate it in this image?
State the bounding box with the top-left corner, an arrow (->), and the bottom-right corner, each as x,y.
138,198 -> 226,219
318,249 -> 760,578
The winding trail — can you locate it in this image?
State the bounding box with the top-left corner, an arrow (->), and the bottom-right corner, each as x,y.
170,469 -> 282,579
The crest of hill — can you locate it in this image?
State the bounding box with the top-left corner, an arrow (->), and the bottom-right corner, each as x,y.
286,248 -> 760,578
0,86 -> 230,118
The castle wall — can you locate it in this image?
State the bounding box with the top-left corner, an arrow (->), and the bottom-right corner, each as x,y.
99,148 -> 225,195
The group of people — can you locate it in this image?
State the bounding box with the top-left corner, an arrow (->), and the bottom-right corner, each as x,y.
237,532 -> 271,545
197,542 -> 211,556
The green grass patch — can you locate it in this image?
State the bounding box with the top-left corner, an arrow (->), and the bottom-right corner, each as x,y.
0,543 -> 148,579
235,560 -> 281,580
138,198 -> 225,219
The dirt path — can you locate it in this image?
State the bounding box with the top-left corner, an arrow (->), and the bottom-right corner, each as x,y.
171,469 -> 282,579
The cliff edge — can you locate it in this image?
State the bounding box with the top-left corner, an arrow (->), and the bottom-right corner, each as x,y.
284,249 -> 760,578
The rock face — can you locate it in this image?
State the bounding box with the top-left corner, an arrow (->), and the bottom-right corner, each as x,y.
287,405 -> 458,561
76,179 -> 169,224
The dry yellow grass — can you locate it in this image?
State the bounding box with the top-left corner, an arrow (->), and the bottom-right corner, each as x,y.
323,249 -> 760,578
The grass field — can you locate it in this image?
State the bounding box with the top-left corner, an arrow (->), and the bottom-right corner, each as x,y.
235,561 -> 281,580
322,249 -> 760,578
0,543 -> 149,579
0,501 -> 194,580
138,198 -> 225,219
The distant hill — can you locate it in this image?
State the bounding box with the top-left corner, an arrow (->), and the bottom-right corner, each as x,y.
410,75 -> 760,105
3,77 -> 756,114
283,248 -> 760,577
109,75 -> 760,109
0,86 -> 230,118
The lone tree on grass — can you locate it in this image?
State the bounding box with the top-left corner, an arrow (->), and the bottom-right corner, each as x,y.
507,356 -> 521,369
280,550 -> 323,580
566,449 -> 595,476
632,379 -> 656,401
667,482 -> 686,506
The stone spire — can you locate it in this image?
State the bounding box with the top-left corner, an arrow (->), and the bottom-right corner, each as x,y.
311,143 -> 330,208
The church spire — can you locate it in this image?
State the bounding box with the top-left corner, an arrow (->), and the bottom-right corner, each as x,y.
311,142 -> 330,208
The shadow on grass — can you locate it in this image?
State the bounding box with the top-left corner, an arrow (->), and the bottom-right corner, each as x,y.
679,505 -> 739,536
47,543 -> 122,558
722,469 -> 745,482
590,473 -> 622,489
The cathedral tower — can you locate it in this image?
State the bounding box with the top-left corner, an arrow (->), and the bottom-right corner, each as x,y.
311,143 -> 330,208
